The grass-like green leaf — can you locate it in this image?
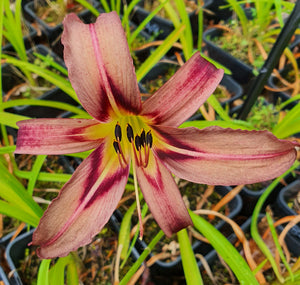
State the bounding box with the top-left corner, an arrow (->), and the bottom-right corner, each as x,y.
0,160 -> 43,220
178,228 -> 203,285
180,119 -> 256,130
118,201 -> 136,260
0,111 -> 29,129
190,211 -> 259,285
74,0 -> 100,17
136,24 -> 185,82
37,259 -> 51,285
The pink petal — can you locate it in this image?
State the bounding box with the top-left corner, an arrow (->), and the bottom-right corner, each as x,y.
152,126 -> 298,185
62,12 -> 141,122
15,118 -> 103,155
32,143 -> 129,259
136,153 -> 192,237
141,53 -> 224,127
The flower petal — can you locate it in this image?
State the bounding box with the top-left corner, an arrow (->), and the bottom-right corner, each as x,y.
32,143 -> 129,259
141,53 -> 224,127
152,126 -> 298,185
62,12 -> 141,122
136,153 -> 192,237
15,118 -> 104,155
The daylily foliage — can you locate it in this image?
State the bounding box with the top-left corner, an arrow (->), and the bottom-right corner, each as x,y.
16,12 -> 298,259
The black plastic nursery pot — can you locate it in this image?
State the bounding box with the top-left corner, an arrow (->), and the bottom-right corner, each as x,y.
125,186 -> 242,277
2,21 -> 37,54
0,229 -> 28,285
204,0 -> 235,22
267,56 -> 300,109
23,0 -> 100,48
203,27 -> 254,85
130,0 -> 213,40
2,44 -> 78,118
0,266 -> 10,285
5,229 -> 34,285
273,179 -> 300,257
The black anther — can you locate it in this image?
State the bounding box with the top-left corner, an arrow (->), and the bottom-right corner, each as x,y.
146,131 -> 153,148
135,135 -> 141,151
127,124 -> 134,143
140,130 -> 146,147
115,123 -> 122,141
113,141 -> 120,153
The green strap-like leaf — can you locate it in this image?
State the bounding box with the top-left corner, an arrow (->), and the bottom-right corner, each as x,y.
136,24 -> 185,82
190,211 -> 259,285
178,228 -> 203,285
37,259 -> 51,285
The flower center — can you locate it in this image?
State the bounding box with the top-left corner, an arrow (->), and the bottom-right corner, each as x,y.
112,117 -> 153,168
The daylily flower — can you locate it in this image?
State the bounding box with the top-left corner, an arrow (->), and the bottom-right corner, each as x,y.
15,12 -> 298,259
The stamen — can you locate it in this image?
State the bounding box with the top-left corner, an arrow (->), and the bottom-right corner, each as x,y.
115,123 -> 122,141
134,135 -> 143,167
140,129 -> 146,148
113,140 -> 127,167
146,131 -> 153,148
113,140 -> 124,168
131,140 -> 140,167
127,124 -> 134,143
113,140 -> 120,153
135,135 -> 141,151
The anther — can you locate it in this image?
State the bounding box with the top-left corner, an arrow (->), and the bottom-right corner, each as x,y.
127,124 -> 134,143
135,135 -> 141,151
115,123 -> 122,141
146,131 -> 153,148
113,140 -> 120,153
140,129 -> 146,147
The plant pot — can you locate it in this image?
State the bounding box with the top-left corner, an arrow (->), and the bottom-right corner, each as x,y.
2,21 -> 37,54
126,186 -> 242,277
23,0 -> 99,45
2,44 -> 78,117
273,179 -> 300,256
204,0 -> 234,22
131,0 -> 213,40
0,266 -> 10,285
203,27 -> 254,85
0,229 -> 28,285
5,229 -> 34,285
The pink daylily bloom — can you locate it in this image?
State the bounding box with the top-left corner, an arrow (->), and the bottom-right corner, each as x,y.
15,12 -> 298,259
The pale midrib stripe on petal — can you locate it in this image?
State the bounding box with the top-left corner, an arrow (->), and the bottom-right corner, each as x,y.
89,23 -> 121,117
